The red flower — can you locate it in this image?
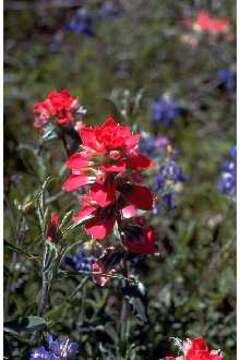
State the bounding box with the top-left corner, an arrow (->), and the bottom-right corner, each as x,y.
121,217 -> 157,254
33,89 -> 79,128
189,11 -> 231,35
46,212 -> 60,242
167,337 -> 224,360
73,195 -> 116,240
63,117 -> 153,210
63,117 -> 155,244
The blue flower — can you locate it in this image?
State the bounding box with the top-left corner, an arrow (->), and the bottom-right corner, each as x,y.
30,336 -> 79,360
29,346 -> 50,360
151,97 -> 185,127
217,69 -> 236,93
139,132 -> 170,158
158,159 -> 186,184
65,249 -> 95,272
153,158 -> 186,212
99,2 -> 121,18
48,336 -> 79,359
218,146 -> 236,196
66,9 -> 96,37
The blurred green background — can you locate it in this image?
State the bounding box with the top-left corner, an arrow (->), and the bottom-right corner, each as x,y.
4,0 -> 236,359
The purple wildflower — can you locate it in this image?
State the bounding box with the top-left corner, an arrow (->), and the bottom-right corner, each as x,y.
65,249 -> 95,272
151,96 -> 185,127
153,158 -> 186,212
218,146 -> 236,196
139,132 -> 170,158
99,1 -> 121,18
30,336 -> 79,360
217,69 -> 236,93
66,9 -> 96,37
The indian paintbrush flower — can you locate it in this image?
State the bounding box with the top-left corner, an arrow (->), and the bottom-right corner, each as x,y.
33,90 -> 80,128
166,336 -> 223,360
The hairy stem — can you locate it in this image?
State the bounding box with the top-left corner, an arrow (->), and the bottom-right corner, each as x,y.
38,276 -> 49,317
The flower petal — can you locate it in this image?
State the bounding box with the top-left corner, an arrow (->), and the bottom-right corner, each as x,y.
128,153 -> 152,169
65,152 -> 90,169
73,205 -> 96,223
63,175 -> 90,192
124,185 -> 153,210
90,183 -> 116,207
85,217 -> 115,240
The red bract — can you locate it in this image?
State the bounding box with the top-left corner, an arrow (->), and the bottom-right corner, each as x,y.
80,117 -> 140,154
63,115 -> 156,261
64,116 -> 154,224
73,194 -> 116,240
33,89 -> 80,128
190,11 -> 231,35
166,337 -> 224,360
64,117 -> 152,189
121,217 -> 156,254
46,212 -> 59,242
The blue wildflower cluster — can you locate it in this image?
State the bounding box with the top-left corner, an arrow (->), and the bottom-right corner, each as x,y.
99,1 -> 121,18
140,131 -> 187,212
65,249 -> 95,272
218,145 -> 236,197
217,68 -> 236,93
151,96 -> 185,127
139,131 -> 170,158
30,336 -> 79,359
66,3 -> 121,37
153,157 -> 187,212
66,9 -> 96,37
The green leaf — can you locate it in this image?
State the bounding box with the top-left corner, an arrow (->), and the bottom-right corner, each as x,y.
4,316 -> 47,334
4,240 -> 34,260
59,210 -> 74,231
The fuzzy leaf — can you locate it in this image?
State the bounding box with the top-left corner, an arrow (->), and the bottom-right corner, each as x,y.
4,316 -> 47,334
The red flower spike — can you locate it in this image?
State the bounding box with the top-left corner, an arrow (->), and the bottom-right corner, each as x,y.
33,89 -> 79,128
190,11 -> 231,35
63,115 -> 154,244
167,337 -> 224,360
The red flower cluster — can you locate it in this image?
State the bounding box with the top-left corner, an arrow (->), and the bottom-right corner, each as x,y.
63,117 -> 156,254
166,337 -> 223,360
33,90 -> 80,128
189,11 -> 231,35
